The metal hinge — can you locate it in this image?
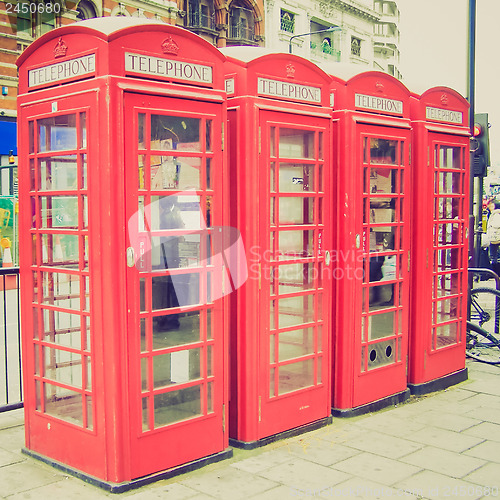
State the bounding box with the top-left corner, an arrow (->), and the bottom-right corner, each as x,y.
258,396 -> 262,422
221,122 -> 224,151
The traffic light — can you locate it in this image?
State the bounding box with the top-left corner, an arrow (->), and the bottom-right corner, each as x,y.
471,113 -> 490,177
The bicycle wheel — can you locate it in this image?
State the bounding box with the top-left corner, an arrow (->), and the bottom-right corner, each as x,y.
466,321 -> 500,364
469,287 -> 500,335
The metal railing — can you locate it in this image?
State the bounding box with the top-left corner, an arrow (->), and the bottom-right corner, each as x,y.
229,23 -> 254,42
187,11 -> 216,31
0,267 -> 22,413
310,41 -> 341,61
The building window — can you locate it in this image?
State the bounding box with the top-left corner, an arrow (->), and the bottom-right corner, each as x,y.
229,2 -> 254,41
77,0 -> 98,20
280,10 -> 294,33
351,36 -> 361,57
188,0 -> 215,30
16,0 -> 57,38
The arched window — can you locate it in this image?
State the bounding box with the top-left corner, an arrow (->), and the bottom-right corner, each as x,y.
76,0 -> 98,20
229,1 -> 254,42
188,0 -> 215,30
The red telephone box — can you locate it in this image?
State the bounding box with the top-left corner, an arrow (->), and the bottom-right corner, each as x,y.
408,87 -> 470,394
331,72 -> 412,416
223,49 -> 335,447
16,18 -> 230,490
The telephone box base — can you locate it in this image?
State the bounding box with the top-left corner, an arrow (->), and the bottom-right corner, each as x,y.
21,447 -> 233,493
332,389 -> 411,418
408,368 -> 468,397
229,416 -> 333,450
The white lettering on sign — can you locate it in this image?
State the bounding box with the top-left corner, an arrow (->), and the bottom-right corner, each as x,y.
355,93 -> 403,114
28,54 -> 96,88
125,52 -> 212,84
257,77 -> 321,103
426,106 -> 463,124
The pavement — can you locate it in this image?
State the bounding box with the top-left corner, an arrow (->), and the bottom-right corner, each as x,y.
1,359 -> 500,499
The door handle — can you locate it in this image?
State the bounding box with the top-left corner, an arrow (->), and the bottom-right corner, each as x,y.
325,250 -> 331,266
126,247 -> 135,268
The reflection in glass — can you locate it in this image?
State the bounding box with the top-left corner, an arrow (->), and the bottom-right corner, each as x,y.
151,115 -> 200,152
154,385 -> 202,426
278,230 -> 314,259
435,172 -> 462,194
439,146 -> 462,169
278,263 -> 315,294
151,234 -> 201,269
150,155 -> 201,190
370,168 -> 397,194
278,359 -> 314,394
38,115 -> 77,152
153,348 -> 201,388
278,295 -> 314,328
279,197 -> 314,225
45,384 -> 83,426
278,328 -> 314,361
437,197 -> 461,219
369,138 -> 398,165
152,310 -> 201,349
152,273 -> 199,310
41,233 -> 80,269
150,194 -> 202,231
279,164 -> 314,192
368,311 -> 394,340
39,156 -> 78,191
40,196 -> 79,228
279,129 -> 314,158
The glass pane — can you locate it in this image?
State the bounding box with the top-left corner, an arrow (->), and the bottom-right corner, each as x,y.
368,311 -> 395,340
86,395 -> 93,430
207,381 -> 214,413
370,201 -> 396,224
439,146 -> 462,169
369,284 -> 394,309
369,228 -> 397,252
279,197 -> 314,225
278,327 -> 314,361
30,159 -> 35,191
278,230 -> 314,260
435,323 -> 458,347
150,194 -> 202,231
42,308 -> 81,348
41,272 -> 80,310
151,115 -> 200,152
81,154 -> 87,190
270,127 -> 276,157
43,346 -> 82,387
278,295 -> 314,328
153,348 -> 201,388
435,298 -> 459,323
279,164 -> 314,192
270,163 -> 276,192
206,120 -> 212,152
150,155 -> 201,190
151,273 -> 200,310
154,386 -> 202,427
142,397 -> 149,431
369,138 -> 398,165
436,249 -> 461,272
151,234 -> 201,270
141,318 -> 146,352
435,172 -> 462,194
39,156 -> 78,191
79,113 -> 87,149
41,234 -> 80,269
206,158 -> 212,190
38,115 -> 77,152
367,339 -> 395,369
278,359 -> 314,394
278,263 -> 315,294
40,196 -> 79,228
152,310 -> 201,349
44,384 -> 83,426
138,113 -> 145,149
29,121 -> 34,154
437,222 -> 461,245
141,358 -> 148,391
279,129 -> 314,158
370,168 -> 397,194
436,197 -> 461,219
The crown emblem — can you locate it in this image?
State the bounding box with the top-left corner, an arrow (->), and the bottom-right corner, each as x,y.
440,93 -> 449,106
161,36 -> 180,55
54,37 -> 68,58
375,81 -> 384,93
286,63 -> 295,78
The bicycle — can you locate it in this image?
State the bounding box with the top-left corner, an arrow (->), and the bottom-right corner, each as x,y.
467,286 -> 500,364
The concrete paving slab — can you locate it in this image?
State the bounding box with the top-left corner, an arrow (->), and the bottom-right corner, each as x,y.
337,429 -> 423,459
0,447 -> 24,467
404,426 -> 485,453
463,421 -> 500,442
122,482 -> 203,499
463,440 -> 500,462
349,411 -> 427,438
463,406 -> 500,425
463,462 -> 500,489
285,439 -> 361,467
400,446 -> 486,479
228,447 -> 293,474
256,456 -> 351,490
179,465 -> 279,500
331,451 -> 422,486
406,409 -> 481,432
247,485 -> 296,499
394,470 -> 484,500
324,477 -> 402,499
463,392 -> 500,409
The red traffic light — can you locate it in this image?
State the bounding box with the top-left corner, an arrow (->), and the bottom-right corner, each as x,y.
473,123 -> 483,137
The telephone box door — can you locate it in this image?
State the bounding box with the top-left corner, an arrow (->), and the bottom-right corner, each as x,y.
258,110 -> 331,438
124,93 -> 226,477
424,132 -> 468,375
356,124 -> 411,406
